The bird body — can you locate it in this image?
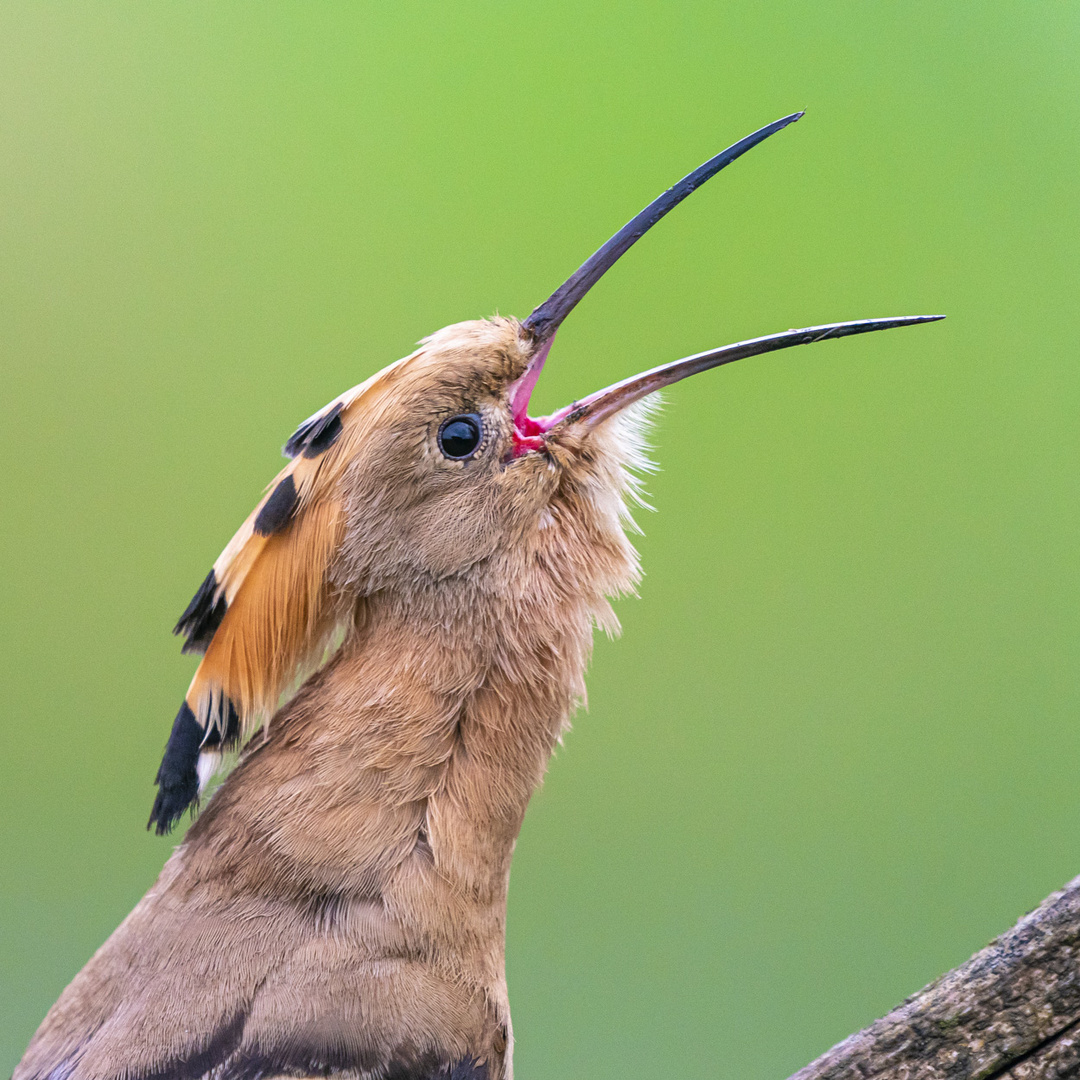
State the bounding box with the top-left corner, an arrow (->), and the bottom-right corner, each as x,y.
18,320 -> 647,1080
16,114 -> 941,1080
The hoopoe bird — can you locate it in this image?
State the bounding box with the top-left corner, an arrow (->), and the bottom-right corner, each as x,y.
16,112 -> 940,1080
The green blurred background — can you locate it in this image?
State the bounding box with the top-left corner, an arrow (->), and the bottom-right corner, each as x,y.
2,2 -> 1078,1076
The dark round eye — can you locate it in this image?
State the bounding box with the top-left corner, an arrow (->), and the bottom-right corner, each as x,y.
437,413 -> 483,460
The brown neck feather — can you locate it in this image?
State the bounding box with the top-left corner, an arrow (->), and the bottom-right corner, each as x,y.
184,574 -> 599,921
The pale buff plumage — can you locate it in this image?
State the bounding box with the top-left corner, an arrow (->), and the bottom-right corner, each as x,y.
15,112 -> 940,1080
18,319 -> 653,1080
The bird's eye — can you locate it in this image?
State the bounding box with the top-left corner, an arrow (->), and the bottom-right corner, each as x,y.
437,414 -> 483,460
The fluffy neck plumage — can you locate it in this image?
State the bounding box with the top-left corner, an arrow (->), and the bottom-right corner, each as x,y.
185,569 -> 607,908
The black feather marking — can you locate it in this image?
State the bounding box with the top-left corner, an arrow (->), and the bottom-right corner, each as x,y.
33,1028 -> 486,1080
385,1059 -> 489,1080
446,1061 -> 489,1080
305,410 -> 343,457
253,474 -> 298,537
308,891 -> 348,933
223,1043 -> 442,1080
201,698 -> 241,750
148,702 -> 204,834
148,698 -> 239,835
128,1013 -> 246,1080
174,569 -> 227,655
283,401 -> 344,459
220,1048 -> 486,1080
111,1013 -> 489,1080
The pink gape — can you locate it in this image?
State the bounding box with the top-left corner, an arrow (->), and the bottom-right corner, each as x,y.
506,336 -> 556,457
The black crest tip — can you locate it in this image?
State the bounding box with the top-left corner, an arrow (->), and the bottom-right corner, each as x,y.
284,402 -> 344,459
174,569 -> 227,655
148,701 -> 203,834
147,700 -> 240,835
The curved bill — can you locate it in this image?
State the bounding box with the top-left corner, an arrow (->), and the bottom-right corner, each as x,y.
522,112 -> 805,343
542,316 -> 945,431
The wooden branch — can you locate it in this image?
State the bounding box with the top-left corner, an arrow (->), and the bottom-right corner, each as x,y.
788,875 -> 1080,1080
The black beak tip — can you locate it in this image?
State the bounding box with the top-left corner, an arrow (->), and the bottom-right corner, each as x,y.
863,314 -> 946,331
524,112 -> 810,342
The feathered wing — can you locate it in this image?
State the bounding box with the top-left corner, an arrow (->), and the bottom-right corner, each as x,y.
149,363 -> 405,835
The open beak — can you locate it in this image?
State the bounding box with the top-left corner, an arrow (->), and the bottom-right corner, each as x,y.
508,113 -> 943,455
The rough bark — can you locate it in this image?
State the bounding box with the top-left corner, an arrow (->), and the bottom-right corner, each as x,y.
789,875 -> 1080,1080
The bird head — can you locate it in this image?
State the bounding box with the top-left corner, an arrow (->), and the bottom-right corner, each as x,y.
293,315 -> 651,601
153,112 -> 941,833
